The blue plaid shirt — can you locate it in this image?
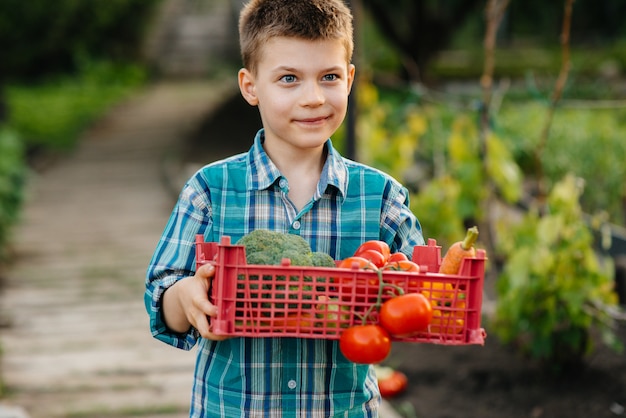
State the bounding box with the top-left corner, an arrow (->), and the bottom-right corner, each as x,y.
145,130 -> 424,417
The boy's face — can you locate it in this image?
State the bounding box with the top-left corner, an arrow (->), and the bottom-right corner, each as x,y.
238,37 -> 355,155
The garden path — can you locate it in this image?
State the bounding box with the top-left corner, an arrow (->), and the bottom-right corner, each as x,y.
0,80 -> 231,418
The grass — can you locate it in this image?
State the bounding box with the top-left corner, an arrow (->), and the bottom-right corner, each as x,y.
6,60 -> 148,152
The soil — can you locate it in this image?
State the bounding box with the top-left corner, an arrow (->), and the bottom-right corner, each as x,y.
186,91 -> 626,418
384,323 -> 626,418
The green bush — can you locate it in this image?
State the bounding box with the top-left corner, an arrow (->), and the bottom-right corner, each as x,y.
494,174 -> 621,373
6,61 -> 147,151
0,127 -> 26,260
0,0 -> 162,80
496,102 -> 626,226
355,85 -> 626,229
335,79 -> 623,373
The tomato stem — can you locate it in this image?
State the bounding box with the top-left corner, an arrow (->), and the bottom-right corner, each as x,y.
359,268 -> 406,325
383,282 -> 405,296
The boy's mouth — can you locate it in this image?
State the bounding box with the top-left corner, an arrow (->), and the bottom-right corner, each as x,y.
296,115 -> 330,124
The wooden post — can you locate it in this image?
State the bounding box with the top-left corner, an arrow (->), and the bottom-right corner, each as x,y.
345,0 -> 363,161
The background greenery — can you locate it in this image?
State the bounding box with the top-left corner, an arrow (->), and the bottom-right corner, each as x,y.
0,0 -> 161,80
6,61 -> 147,152
0,128 -> 25,260
337,0 -> 626,371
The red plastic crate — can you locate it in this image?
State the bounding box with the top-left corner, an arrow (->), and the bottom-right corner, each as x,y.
196,235 -> 487,345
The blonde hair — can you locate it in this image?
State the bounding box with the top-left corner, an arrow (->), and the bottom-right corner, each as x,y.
239,0 -> 354,73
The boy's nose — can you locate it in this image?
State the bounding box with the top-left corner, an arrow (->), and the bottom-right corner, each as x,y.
301,82 -> 325,106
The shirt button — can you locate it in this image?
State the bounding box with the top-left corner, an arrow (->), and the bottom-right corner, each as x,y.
279,178 -> 288,189
292,221 -> 301,230
287,379 -> 297,389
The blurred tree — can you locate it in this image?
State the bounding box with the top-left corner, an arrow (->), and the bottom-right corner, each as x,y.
507,0 -> 626,43
0,0 -> 162,148
361,0 -> 626,83
0,0 -> 162,81
360,0 -> 484,82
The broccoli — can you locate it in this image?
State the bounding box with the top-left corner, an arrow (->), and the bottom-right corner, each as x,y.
235,229 -> 330,267
311,251 -> 336,268
235,230 -> 336,310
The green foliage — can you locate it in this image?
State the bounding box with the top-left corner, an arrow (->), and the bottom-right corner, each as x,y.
6,61 -> 147,150
497,102 -> 626,226
493,174 -> 621,373
354,81 -> 426,181
348,79 -> 522,248
0,0 -> 162,79
410,114 -> 522,246
343,79 -> 623,372
362,0 -> 626,83
0,127 -> 26,260
410,175 -> 465,247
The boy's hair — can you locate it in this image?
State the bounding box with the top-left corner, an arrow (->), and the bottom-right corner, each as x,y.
239,0 -> 354,73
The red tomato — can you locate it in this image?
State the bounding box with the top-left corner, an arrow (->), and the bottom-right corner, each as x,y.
337,256 -> 376,270
354,240 -> 391,264
383,259 -> 421,292
357,249 -> 387,268
334,256 -> 380,305
387,252 -> 409,263
379,293 -> 433,337
375,366 -> 408,398
384,259 -> 420,273
339,325 -> 392,364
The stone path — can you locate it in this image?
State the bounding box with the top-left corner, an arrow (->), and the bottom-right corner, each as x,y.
0,80 -> 237,418
0,80 -> 401,418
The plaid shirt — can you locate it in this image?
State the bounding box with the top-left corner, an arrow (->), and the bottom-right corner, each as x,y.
145,130 -> 424,417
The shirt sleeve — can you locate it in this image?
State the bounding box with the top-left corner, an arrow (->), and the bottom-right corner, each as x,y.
145,178 -> 212,350
380,180 -> 425,254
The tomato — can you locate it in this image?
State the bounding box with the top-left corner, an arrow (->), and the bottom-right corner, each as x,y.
379,293 -> 433,337
383,260 -> 422,292
339,324 -> 392,364
357,249 -> 387,268
354,240 -> 391,264
384,259 -> 420,273
337,256 -> 376,270
387,252 -> 409,263
333,257 -> 380,306
374,366 -> 408,398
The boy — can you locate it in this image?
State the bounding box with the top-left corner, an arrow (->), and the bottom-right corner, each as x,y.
145,0 -> 424,416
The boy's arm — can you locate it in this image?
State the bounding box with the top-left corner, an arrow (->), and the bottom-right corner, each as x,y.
381,182 -> 425,253
145,269 -> 199,350
145,177 -> 216,349
161,263 -> 227,341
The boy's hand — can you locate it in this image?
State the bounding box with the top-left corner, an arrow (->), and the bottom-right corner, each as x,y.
163,263 -> 229,341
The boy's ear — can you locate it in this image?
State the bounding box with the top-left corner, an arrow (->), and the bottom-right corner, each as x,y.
347,64 -> 356,94
238,68 -> 259,106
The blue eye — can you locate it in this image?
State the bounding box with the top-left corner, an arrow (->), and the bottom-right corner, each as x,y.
281,75 -> 297,83
323,74 -> 338,81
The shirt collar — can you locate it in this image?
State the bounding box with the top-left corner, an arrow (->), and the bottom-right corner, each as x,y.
247,129 -> 348,198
